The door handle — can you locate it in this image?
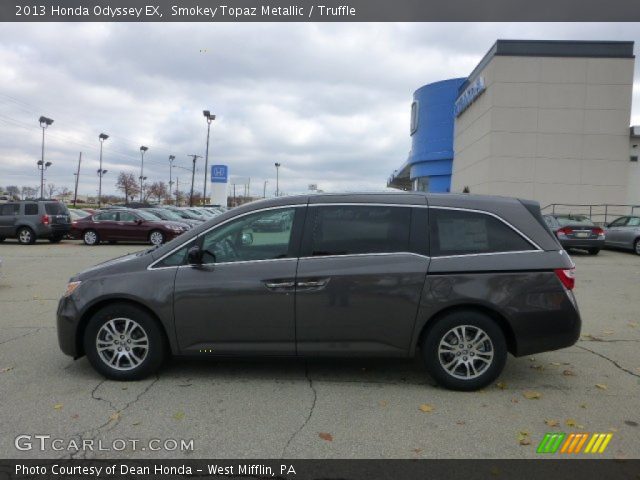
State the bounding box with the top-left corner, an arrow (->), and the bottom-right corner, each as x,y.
264,280 -> 295,290
296,278 -> 330,289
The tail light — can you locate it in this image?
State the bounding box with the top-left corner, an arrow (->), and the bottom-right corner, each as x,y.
554,267 -> 575,290
41,214 -> 50,225
592,227 -> 604,237
557,227 -> 572,236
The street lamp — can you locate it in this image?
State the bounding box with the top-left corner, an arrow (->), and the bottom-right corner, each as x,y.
97,133 -> 109,207
202,110 -> 216,205
139,146 -> 148,202
274,162 -> 281,197
38,116 -> 54,199
187,154 -> 202,207
168,155 -> 175,206
37,160 -> 52,199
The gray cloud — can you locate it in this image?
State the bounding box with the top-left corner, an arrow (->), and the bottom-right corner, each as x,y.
1,23 -> 639,197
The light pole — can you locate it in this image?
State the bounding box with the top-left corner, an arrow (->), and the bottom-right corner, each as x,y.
37,160 -> 52,198
38,116 -> 54,199
263,180 -> 268,198
187,154 -> 202,207
139,146 -> 148,202
202,110 -> 216,205
168,155 -> 175,206
97,133 -> 109,207
274,162 -> 281,197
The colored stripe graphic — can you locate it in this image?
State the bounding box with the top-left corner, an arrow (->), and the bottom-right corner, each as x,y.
537,433 -> 566,453
584,433 -> 613,453
560,433 -> 589,453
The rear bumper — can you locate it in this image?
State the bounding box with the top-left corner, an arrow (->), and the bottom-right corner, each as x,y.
511,288 -> 581,357
38,224 -> 71,237
559,238 -> 605,250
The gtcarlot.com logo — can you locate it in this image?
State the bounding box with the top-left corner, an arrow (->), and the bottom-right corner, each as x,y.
537,432 -> 613,454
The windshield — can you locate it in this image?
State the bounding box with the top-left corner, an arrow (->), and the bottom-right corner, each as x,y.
556,215 -> 594,227
152,209 -> 184,221
45,203 -> 69,215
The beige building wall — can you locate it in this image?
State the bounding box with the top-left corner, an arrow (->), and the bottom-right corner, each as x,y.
629,130 -> 640,204
452,54 -> 635,209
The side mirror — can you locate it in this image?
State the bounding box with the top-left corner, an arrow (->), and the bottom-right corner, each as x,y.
136,219 -> 144,225
241,232 -> 254,246
187,245 -> 203,265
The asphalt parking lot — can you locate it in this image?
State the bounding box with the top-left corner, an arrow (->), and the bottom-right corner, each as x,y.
0,240 -> 638,459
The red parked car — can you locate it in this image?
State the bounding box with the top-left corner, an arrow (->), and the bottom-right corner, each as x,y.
71,209 -> 191,246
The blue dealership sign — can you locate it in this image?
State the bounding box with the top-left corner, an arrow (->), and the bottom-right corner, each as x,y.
454,76 -> 486,117
211,165 -> 228,183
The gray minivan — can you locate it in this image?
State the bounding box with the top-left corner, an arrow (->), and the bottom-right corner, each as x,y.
57,193 -> 580,390
0,200 -> 71,244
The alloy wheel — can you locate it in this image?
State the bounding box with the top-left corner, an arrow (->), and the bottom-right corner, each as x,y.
96,318 -> 149,371
84,231 -> 97,245
150,231 -> 164,246
19,229 -> 33,244
438,325 -> 494,380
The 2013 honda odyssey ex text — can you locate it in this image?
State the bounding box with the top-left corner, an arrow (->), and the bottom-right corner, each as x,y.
57,193 -> 581,390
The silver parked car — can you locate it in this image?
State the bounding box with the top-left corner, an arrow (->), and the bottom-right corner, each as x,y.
604,216 -> 640,255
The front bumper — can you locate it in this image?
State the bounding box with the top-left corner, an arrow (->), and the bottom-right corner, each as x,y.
56,294 -> 81,357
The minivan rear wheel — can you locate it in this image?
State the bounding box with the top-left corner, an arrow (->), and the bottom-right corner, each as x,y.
84,303 -> 167,380
421,310 -> 507,391
17,227 -> 36,245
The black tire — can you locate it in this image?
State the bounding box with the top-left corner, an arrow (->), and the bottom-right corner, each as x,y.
83,303 -> 167,381
588,248 -> 600,255
49,236 -> 63,244
149,230 -> 165,246
634,239 -> 640,256
0,237 -> 5,243
83,229 -> 99,246
17,227 -> 36,245
421,310 -> 507,391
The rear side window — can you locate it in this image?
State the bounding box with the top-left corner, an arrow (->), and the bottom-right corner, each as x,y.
628,217 -> 640,227
95,211 -> 118,221
305,206 -> 410,256
0,204 -> 19,216
430,208 -> 534,256
44,203 -> 68,215
24,204 -> 38,215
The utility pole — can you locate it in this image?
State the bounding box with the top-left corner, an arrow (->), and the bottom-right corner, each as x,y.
202,110 -> 215,204
168,155 -> 175,206
175,177 -> 180,206
73,152 -> 82,207
139,146 -> 148,202
187,154 -> 202,207
263,180 -> 268,198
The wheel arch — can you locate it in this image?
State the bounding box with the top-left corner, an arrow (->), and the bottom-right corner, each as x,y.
75,298 -> 171,358
413,303 -> 517,356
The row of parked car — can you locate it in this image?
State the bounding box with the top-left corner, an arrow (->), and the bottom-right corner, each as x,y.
0,200 -> 226,246
543,213 -> 640,255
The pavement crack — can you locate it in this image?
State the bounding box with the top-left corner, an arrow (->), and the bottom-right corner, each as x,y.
576,345 -> 640,379
280,362 -> 317,458
0,327 -> 41,346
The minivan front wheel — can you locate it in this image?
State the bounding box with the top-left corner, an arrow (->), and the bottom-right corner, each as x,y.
421,310 -> 507,391
84,303 -> 167,380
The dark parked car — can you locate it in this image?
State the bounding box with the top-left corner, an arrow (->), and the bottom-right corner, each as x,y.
543,214 -> 605,255
57,193 -> 580,391
71,209 -> 189,246
604,216 -> 640,255
0,200 -> 71,244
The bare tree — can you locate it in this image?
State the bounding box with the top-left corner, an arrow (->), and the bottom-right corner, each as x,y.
46,183 -> 57,199
147,181 -> 169,204
116,172 -> 140,204
5,185 -> 19,200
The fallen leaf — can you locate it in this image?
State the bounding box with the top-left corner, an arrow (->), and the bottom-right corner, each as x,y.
549,362 -> 562,366
121,386 -> 128,390
510,398 -> 519,404
318,432 -> 333,442
379,400 -> 388,407
545,419 -> 559,427
109,412 -> 121,422
580,404 -> 587,409
132,421 -> 141,426
522,391 -> 542,400
530,364 -> 545,371
628,322 -> 638,328
0,366 -> 14,373
563,369 -> 576,376
71,414 -> 79,419
496,382 -> 507,390
566,419 -> 577,427
173,411 -> 185,420
456,421 -> 466,425
412,448 -> 422,453
54,403 -> 63,410
419,404 -> 435,413
595,383 -> 608,390
518,431 -> 531,445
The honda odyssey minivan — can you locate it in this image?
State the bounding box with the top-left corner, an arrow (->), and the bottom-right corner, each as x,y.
57,193 -> 581,390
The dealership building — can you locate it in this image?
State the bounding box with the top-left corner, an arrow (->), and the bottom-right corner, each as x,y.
388,40 -> 639,210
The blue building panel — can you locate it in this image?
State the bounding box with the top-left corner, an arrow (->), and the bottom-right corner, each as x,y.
389,77 -> 465,193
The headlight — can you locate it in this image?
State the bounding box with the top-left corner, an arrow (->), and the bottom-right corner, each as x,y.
64,281 -> 82,297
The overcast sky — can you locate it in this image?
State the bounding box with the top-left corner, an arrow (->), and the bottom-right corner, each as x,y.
1,23 -> 639,198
